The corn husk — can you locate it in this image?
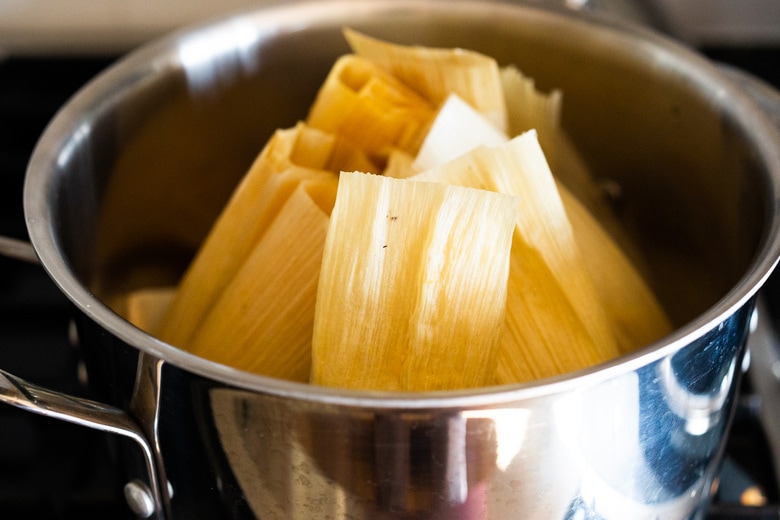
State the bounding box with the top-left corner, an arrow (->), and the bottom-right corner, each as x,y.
414,94 -> 507,171
311,172 -> 518,391
382,148 -> 418,179
501,65 -> 646,267
157,123 -> 348,348
344,28 -> 507,133
413,97 -> 672,357
558,187 -> 673,352
415,132 -> 621,382
306,54 -> 435,158
500,65 -> 561,154
125,286 -> 176,335
187,184 -> 330,380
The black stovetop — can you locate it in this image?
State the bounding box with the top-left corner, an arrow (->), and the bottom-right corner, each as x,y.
1,45 -> 780,519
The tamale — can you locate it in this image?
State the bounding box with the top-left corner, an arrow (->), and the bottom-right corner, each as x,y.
558,187 -> 673,352
125,286 -> 176,335
157,123 -> 355,349
306,54 -> 435,157
415,132 -> 621,382
311,172 -> 518,391
501,65 -> 645,265
414,94 -> 506,171
500,65 -> 561,156
413,98 -> 672,357
188,183 -> 331,381
344,28 -> 507,132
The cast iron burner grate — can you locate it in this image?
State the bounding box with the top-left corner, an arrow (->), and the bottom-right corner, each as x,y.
1,49 -> 780,518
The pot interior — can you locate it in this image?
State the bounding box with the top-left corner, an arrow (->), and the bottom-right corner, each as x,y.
29,1 -> 777,376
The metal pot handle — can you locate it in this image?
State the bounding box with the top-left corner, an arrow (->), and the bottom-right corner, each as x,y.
0,235 -> 39,264
0,236 -> 163,519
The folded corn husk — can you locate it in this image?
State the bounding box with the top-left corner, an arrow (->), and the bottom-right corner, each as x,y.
306,54 -> 435,159
413,94 -> 672,358
415,131 -> 621,382
345,28 -> 508,133
501,63 -> 647,269
125,286 -> 176,334
311,172 -> 518,391
157,123 -> 354,350
188,183 -> 330,381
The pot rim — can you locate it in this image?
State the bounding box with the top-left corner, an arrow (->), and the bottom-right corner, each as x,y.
22,0 -> 780,408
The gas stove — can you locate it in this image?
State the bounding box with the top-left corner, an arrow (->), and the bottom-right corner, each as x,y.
1,17 -> 780,520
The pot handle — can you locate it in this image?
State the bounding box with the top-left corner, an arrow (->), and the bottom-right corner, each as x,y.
0,369 -> 164,517
0,235 -> 39,264
0,235 -> 164,519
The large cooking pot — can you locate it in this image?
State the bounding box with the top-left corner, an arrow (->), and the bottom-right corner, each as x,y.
2,1 -> 780,518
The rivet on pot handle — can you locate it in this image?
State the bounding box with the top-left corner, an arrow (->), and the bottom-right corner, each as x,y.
0,235 -> 164,519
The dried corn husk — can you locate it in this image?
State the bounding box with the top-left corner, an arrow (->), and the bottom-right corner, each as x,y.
187,184 -> 331,381
125,286 -> 176,335
344,28 -> 507,132
413,97 -> 672,357
311,172 -> 518,391
306,54 -> 435,158
500,65 -> 561,154
382,148 -> 417,179
414,94 -> 506,171
558,187 -> 673,352
501,64 -> 646,267
415,132 -> 621,382
157,123 -> 349,348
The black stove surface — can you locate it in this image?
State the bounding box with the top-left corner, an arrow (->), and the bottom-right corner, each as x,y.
1,45 -> 780,519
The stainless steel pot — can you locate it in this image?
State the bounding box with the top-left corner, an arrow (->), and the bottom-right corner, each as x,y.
2,1 -> 780,518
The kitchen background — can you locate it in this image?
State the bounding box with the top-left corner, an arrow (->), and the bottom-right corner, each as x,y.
1,0 -> 779,518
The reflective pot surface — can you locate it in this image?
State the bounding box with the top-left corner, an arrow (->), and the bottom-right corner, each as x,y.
15,1 -> 780,518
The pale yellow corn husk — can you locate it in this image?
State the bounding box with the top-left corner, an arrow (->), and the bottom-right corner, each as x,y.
413,97 -> 671,356
500,65 -> 561,155
311,172 -> 518,391
157,123 -> 348,348
344,28 -> 508,133
306,55 -> 435,157
263,121 -> 379,175
551,132 -> 649,270
414,94 -> 507,171
501,65 -> 646,267
500,65 -> 595,213
382,148 -> 418,179
125,286 -> 176,335
187,184 -> 330,381
558,186 -> 673,352
501,64 -> 597,216
414,131 -> 621,382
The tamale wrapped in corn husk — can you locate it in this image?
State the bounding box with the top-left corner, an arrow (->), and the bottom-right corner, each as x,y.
311,172 -> 518,391
381,148 -> 417,179
306,54 -> 435,158
125,286 -> 176,335
501,64 -> 646,266
157,123 -> 357,349
153,30 -> 671,389
414,96 -> 671,358
415,131 -> 621,382
187,184 -> 331,381
558,186 -> 673,352
344,28 -> 507,133
414,94 -> 507,172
